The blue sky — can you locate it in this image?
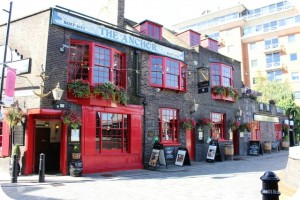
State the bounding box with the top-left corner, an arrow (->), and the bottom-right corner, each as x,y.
0,0 -> 295,30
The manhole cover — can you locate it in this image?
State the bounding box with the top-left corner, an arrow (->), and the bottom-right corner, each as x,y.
51,183 -> 64,187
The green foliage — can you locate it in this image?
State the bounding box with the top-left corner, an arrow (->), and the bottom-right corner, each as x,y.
93,82 -> 128,105
254,73 -> 295,112
5,105 -> 25,128
11,144 -> 21,158
68,79 -> 90,98
73,144 -> 80,153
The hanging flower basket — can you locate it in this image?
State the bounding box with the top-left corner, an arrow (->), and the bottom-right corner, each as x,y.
5,105 -> 25,128
180,118 -> 197,130
61,111 -> 81,129
229,120 -> 240,131
199,118 -> 213,128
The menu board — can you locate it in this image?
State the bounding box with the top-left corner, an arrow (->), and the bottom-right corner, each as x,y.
248,141 -> 263,156
164,147 -> 175,160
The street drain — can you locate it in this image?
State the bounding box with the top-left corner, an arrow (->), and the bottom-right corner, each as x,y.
51,183 -> 64,187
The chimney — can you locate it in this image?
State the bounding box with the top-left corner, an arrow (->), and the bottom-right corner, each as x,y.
98,0 -> 125,28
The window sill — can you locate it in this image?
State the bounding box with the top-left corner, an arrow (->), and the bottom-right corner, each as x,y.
159,142 -> 181,147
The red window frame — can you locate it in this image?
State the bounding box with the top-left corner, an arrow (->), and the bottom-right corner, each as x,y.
211,113 -> 226,140
95,112 -> 128,153
149,56 -> 187,92
140,21 -> 162,40
158,108 -> 179,144
208,40 -> 218,52
67,39 -> 126,88
190,31 -> 200,46
211,63 -> 233,87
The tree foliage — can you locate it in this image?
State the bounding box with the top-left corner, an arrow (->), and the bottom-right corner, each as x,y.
254,73 -> 295,112
254,73 -> 300,134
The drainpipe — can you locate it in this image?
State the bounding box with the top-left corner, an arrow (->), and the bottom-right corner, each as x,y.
134,50 -> 147,165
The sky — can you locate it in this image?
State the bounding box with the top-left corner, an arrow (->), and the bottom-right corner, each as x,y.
0,0 -> 297,30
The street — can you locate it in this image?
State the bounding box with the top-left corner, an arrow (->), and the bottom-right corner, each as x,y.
0,151 -> 291,200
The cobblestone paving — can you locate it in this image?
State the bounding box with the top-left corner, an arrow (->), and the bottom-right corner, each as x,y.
0,151 -> 295,200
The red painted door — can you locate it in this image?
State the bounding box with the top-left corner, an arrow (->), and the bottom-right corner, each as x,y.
185,129 -> 195,160
233,130 -> 239,155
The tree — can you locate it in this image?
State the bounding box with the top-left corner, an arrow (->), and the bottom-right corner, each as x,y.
254,73 -> 295,112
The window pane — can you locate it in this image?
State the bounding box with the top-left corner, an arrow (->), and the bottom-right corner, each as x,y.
159,108 -> 178,142
288,35 -> 295,42
251,59 -> 258,67
294,91 -> 300,99
166,59 -> 179,88
150,57 -> 163,86
290,53 -> 297,61
96,112 -> 128,151
292,72 -> 299,80
211,113 -> 225,140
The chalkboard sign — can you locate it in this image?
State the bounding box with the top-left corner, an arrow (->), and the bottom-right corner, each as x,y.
248,140 -> 263,156
164,146 -> 175,160
271,141 -> 280,152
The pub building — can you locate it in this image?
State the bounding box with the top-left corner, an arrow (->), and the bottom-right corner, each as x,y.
0,0 -> 288,175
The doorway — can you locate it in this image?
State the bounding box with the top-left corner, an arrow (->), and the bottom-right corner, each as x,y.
34,125 -> 61,174
233,130 -> 239,155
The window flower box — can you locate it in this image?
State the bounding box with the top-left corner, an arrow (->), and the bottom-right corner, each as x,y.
211,86 -> 239,102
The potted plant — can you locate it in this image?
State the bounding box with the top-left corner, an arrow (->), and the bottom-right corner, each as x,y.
180,118 -> 197,130
67,79 -> 90,98
72,144 -> 81,160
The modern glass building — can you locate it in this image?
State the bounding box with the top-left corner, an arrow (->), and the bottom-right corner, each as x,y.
174,1 -> 300,105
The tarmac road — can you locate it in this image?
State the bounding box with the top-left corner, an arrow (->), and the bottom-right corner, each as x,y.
0,150 -> 296,200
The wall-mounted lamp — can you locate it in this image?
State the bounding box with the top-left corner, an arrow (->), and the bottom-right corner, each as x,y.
52,82 -> 64,101
45,122 -> 49,127
156,88 -> 161,92
191,99 -> 199,113
198,127 -> 204,141
235,108 -> 242,121
59,44 -> 69,52
55,124 -> 60,134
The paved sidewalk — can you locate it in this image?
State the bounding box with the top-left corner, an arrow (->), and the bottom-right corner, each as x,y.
0,150 -> 298,200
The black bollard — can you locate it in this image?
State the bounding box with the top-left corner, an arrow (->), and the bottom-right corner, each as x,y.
39,153 -> 45,182
11,154 -> 18,183
260,171 -> 280,200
